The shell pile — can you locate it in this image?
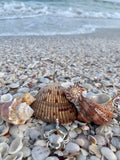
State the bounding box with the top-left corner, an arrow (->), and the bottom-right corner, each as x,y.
31,83 -> 77,124
65,85 -> 113,125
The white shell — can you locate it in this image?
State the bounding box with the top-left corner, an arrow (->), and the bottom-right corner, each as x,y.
4,152 -> 23,160
65,142 -> 80,154
34,140 -> 47,146
111,137 -> 120,149
9,125 -> 23,138
75,136 -> 90,150
48,134 -> 63,144
116,150 -> 120,160
94,135 -> 106,146
46,157 -> 59,160
69,130 -> 77,139
0,142 -> 9,159
20,146 -> 31,158
0,117 -> 4,125
90,156 -> 100,160
0,137 -> 9,144
0,94 -> 13,103
32,146 -> 50,160
9,137 -> 23,154
101,147 -> 117,160
89,144 -> 101,159
77,154 -> 87,160
0,122 -> 9,136
54,151 -> 63,156
29,127 -> 41,141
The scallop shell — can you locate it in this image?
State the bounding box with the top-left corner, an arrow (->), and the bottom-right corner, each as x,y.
0,98 -> 34,124
77,97 -> 113,125
64,142 -> 80,155
89,144 -> 101,159
8,137 -> 23,154
65,85 -> 86,105
31,83 -> 77,124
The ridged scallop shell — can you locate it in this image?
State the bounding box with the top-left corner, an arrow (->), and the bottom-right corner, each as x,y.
0,98 -> 34,124
65,85 -> 86,105
78,97 -> 113,125
31,83 -> 77,124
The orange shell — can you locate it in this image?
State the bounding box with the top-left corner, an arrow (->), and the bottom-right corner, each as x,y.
30,83 -> 77,124
78,97 -> 113,125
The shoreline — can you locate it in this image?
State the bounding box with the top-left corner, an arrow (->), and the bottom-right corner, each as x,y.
1,28 -> 120,39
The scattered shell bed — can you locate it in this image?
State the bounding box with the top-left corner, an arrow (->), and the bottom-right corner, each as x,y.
0,34 -> 120,160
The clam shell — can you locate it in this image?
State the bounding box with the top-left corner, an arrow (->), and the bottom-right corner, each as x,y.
0,142 -> 9,159
46,157 -> 59,160
78,97 -> 113,125
0,94 -> 13,103
9,137 -> 23,154
20,146 -> 31,158
31,83 -> 77,124
64,142 -> 80,155
101,147 -> 117,160
89,144 -> 101,159
94,135 -> 106,146
4,152 -> 23,160
0,122 -> 9,136
32,146 -> 50,160
9,125 -> 23,138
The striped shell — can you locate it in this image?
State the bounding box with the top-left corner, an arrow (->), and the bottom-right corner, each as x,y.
78,97 -> 113,125
30,83 -> 77,124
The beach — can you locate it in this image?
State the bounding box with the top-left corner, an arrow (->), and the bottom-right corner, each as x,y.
0,29 -> 120,159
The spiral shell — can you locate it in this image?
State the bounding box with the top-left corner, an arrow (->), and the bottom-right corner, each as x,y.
65,85 -> 113,125
30,83 -> 77,124
65,85 -> 86,105
78,97 -> 113,125
0,98 -> 34,124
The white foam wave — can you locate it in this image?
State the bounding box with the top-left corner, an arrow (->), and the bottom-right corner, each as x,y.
0,1 -> 120,20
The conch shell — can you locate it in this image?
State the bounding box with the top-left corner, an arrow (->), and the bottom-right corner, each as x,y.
0,96 -> 34,125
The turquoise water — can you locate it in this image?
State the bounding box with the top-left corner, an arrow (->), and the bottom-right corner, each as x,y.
0,0 -> 120,36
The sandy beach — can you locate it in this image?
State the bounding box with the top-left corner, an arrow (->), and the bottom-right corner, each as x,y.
0,28 -> 120,160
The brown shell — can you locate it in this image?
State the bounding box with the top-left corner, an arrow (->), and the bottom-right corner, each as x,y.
65,85 -> 86,105
78,97 -> 113,125
30,83 -> 77,124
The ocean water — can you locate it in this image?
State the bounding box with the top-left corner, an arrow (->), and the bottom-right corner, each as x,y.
0,0 -> 120,36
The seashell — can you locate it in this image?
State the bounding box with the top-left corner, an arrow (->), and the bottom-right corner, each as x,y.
88,135 -> 97,144
34,140 -> 47,147
20,146 -> 31,158
54,150 -> 63,156
89,156 -> 100,160
94,135 -> 106,146
0,122 -> 9,136
109,144 -> 116,152
75,135 -> 90,150
9,83 -> 20,89
29,127 -> 41,141
16,93 -> 36,105
89,93 -> 111,105
0,137 -> 9,144
0,94 -> 13,103
64,142 -> 80,155
77,154 -> 87,160
69,130 -> 77,139
9,125 -> 23,138
4,152 -> 23,160
111,137 -> 120,150
32,146 -> 50,160
113,96 -> 120,107
80,148 -> 89,156
116,150 -> 120,160
0,142 -> 9,159
65,85 -> 86,105
0,98 -> 34,124
46,156 -> 59,160
101,147 -> 117,160
9,137 -> 23,154
31,83 -> 77,124
89,144 -> 101,159
0,117 -> 4,125
77,97 -> 113,125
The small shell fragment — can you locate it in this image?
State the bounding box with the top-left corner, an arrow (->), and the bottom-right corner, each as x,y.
101,147 -> 117,160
